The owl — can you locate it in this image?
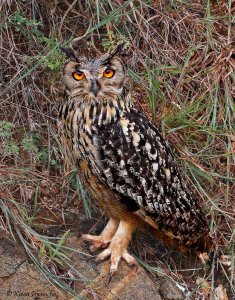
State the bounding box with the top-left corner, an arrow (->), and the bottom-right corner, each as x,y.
59,43 -> 212,276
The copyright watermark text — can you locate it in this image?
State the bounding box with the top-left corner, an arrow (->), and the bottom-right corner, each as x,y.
6,290 -> 58,298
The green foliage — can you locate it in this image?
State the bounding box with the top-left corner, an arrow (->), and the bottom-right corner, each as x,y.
22,135 -> 38,153
67,170 -> 79,190
9,11 -> 42,28
67,170 -> 92,218
146,68 -> 165,120
40,43 -> 65,71
0,121 -> 14,138
101,32 -> 130,51
39,230 -> 70,265
9,11 -> 64,71
37,148 -> 49,162
4,141 -> 19,155
22,133 -> 55,164
9,11 -> 49,44
0,123 -> 58,165
0,121 -> 19,155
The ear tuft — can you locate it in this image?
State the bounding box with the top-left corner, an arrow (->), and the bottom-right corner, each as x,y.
107,42 -> 126,60
60,47 -> 77,60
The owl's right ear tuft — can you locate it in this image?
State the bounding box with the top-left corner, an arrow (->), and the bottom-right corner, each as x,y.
60,47 -> 77,60
107,42 -> 126,59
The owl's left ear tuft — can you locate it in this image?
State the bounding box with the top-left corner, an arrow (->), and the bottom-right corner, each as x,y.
60,47 -> 77,60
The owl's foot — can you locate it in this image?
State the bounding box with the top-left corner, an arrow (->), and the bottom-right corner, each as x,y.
81,234 -> 109,252
95,220 -> 137,276
81,218 -> 119,252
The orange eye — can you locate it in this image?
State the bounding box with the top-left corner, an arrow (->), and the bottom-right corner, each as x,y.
103,68 -> 115,78
72,71 -> 85,81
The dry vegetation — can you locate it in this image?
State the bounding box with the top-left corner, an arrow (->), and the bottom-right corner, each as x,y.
0,0 -> 234,299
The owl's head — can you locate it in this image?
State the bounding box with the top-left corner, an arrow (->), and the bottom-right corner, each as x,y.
61,43 -> 126,101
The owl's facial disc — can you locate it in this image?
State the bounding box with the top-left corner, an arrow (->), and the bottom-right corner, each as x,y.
63,54 -> 125,100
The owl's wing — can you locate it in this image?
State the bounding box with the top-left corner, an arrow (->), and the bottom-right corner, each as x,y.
96,109 -> 208,243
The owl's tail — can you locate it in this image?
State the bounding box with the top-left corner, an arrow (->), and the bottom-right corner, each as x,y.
150,227 -> 214,258
191,233 -> 214,253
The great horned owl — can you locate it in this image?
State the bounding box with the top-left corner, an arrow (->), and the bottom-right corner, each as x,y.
59,43 -> 212,275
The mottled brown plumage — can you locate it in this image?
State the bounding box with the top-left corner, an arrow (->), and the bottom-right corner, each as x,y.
59,43 -> 212,274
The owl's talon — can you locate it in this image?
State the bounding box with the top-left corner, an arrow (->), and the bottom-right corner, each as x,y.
86,255 -> 96,263
108,270 -> 115,284
110,254 -> 121,273
109,264 -> 118,279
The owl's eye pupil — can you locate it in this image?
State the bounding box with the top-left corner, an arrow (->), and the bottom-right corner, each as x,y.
72,70 -> 85,81
103,68 -> 115,78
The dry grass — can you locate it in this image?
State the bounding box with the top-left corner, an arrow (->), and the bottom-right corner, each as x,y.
0,0 -> 234,299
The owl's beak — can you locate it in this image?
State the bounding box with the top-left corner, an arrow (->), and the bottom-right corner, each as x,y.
91,79 -> 100,97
